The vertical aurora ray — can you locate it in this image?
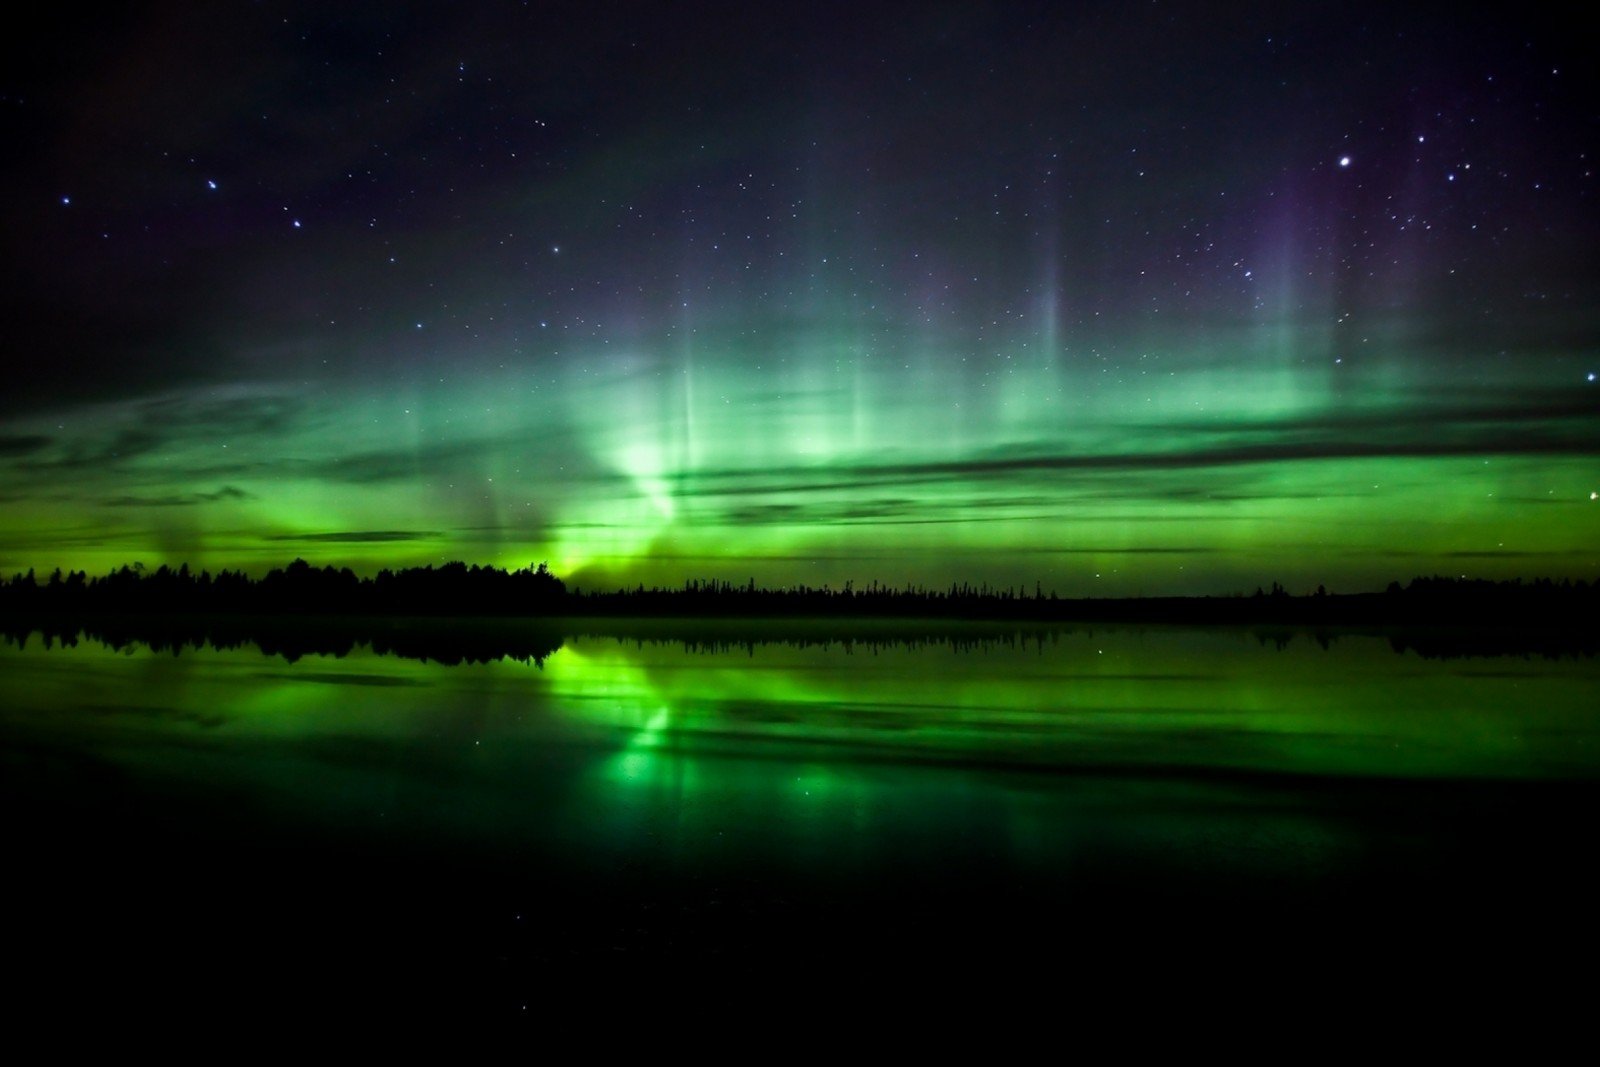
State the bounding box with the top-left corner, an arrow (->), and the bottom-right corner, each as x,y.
0,324 -> 1595,590
0,5 -> 1593,592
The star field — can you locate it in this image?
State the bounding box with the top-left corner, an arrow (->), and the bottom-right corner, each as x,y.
0,2 -> 1595,593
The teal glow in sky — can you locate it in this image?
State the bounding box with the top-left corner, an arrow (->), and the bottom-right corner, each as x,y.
1,4 -> 1595,593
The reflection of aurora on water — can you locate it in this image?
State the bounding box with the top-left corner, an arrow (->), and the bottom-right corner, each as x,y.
521,627 -> 1593,885
542,628 -> 1600,784
3,621 -> 1597,885
4,621 -> 1598,998
5,623 -> 1595,791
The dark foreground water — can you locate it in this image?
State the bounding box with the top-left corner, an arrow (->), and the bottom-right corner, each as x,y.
2,619 -> 1596,1022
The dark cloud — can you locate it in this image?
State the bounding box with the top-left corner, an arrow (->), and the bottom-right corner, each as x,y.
570,552 -> 893,566
0,434 -> 52,457
102,486 -> 255,508
1024,547 -> 1220,555
1441,550 -> 1568,559
18,394 -> 306,473
0,529 -> 124,550
676,462 -> 1375,519
677,428 -> 1600,498
304,427 -> 614,488
1497,496 -> 1590,506
264,530 -> 443,543
0,306 -> 234,418
253,671 -> 432,688
1162,391 -> 1600,438
1365,549 -> 1579,559
81,704 -> 228,729
719,498 -> 922,525
306,443 -> 490,485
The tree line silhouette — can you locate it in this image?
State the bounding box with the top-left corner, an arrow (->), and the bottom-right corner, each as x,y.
0,559 -> 566,616
0,560 -> 1596,629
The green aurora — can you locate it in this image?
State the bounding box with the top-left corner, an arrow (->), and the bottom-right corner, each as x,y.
1,320 -> 1595,593
2,5 -> 1595,594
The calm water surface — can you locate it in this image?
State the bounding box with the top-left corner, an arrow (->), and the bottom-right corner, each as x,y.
3,620 -> 1596,1017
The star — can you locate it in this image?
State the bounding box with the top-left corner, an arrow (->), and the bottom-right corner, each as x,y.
1,3 -> 1593,599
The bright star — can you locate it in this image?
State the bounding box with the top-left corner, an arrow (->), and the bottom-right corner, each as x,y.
1339,156 -> 1350,167
61,196 -> 70,205
292,219 -> 302,228
207,179 -> 217,190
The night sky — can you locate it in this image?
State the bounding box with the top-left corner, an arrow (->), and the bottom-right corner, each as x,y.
1,2 -> 1595,594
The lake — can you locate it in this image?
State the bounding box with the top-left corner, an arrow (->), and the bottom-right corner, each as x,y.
3,618 -> 1596,1020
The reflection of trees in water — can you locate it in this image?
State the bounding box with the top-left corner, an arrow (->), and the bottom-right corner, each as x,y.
2,563 -> 1597,629
0,616 -> 565,666
1,615 -> 1593,665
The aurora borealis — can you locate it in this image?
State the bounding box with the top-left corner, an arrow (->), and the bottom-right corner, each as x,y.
2,3 -> 1595,594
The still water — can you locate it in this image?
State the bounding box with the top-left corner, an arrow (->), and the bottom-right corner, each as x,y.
3,619 -> 1596,1017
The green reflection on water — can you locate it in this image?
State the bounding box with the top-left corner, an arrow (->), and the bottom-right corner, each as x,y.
6,621 -> 1597,1009
3,625 -> 1595,878
547,626 -> 1599,780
